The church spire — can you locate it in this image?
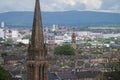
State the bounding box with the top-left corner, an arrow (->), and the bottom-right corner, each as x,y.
27,0 -> 48,80
31,0 -> 44,47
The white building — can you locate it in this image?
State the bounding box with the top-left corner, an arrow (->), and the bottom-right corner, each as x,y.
1,21 -> 5,28
11,30 -> 19,39
103,33 -> 120,38
0,28 -> 4,39
55,36 -> 63,45
16,39 -> 29,44
54,33 -> 74,45
52,24 -> 58,31
77,31 -> 90,37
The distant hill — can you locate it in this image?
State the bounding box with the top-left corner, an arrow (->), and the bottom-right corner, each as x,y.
0,11 -> 120,27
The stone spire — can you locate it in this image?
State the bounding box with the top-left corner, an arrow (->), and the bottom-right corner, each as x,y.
27,0 -> 48,80
31,0 -> 44,47
71,32 -> 76,49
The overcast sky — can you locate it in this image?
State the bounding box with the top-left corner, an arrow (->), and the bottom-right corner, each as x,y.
0,0 -> 120,13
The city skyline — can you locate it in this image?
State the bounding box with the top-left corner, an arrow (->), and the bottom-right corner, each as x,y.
0,0 -> 120,13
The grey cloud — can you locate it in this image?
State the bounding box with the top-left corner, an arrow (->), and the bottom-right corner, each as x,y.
0,0 -> 35,12
0,0 -> 120,13
100,0 -> 120,12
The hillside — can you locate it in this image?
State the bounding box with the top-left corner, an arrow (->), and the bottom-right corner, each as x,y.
0,11 -> 120,27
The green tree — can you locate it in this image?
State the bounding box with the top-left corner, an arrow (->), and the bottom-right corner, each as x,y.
91,51 -> 103,55
16,42 -> 26,47
1,52 -> 8,58
5,39 -> 13,45
78,50 -> 84,54
0,66 -> 9,80
54,45 -> 75,55
58,63 -> 65,68
22,34 -> 31,39
81,43 -> 92,47
0,38 -> 5,42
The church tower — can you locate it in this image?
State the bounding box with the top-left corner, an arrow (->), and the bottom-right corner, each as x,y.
71,33 -> 76,49
26,0 -> 48,80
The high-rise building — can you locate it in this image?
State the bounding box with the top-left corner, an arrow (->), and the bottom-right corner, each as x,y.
71,33 -> 76,49
1,21 -> 5,28
0,28 -> 4,39
26,0 -> 48,80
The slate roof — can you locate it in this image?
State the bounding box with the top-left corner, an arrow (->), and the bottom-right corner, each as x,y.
76,71 -> 101,78
21,71 -> 60,80
58,72 -> 78,79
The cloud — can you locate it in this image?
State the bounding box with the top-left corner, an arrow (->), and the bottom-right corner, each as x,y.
0,0 -> 35,12
82,0 -> 102,10
99,0 -> 120,12
41,0 -> 102,11
0,0 -> 120,13
41,0 -> 120,13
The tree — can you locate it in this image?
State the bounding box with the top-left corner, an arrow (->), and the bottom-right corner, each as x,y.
15,42 -> 26,47
54,45 -> 75,55
1,52 -> 8,58
0,66 -> 9,80
0,38 -> 5,42
81,43 -> 92,47
58,63 -> 66,68
78,50 -> 84,54
5,39 -> 13,45
91,51 -> 103,55
22,34 -> 31,39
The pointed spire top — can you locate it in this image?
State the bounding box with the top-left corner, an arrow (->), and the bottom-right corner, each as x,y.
31,0 -> 44,47
72,32 -> 76,37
